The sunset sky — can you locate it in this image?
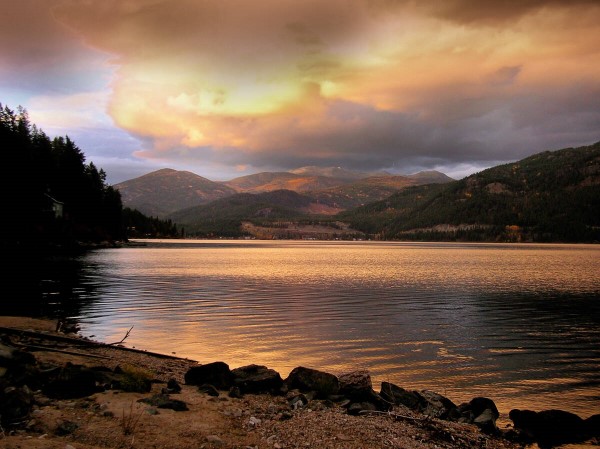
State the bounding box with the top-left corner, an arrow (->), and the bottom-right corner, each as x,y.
2,0 -> 599,184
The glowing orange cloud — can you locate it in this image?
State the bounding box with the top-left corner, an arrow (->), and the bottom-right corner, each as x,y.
44,0 -> 600,170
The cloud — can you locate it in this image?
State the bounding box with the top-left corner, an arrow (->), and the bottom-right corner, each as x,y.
414,0 -> 600,25
5,0 -> 600,181
0,1 -> 112,96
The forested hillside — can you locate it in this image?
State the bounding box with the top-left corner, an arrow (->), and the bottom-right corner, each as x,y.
169,190 -> 314,236
340,142 -> 600,242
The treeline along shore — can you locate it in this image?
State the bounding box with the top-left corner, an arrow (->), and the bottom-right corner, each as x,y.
1,317 -> 598,449
0,102 -> 182,254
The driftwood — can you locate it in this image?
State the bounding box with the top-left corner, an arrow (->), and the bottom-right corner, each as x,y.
108,326 -> 134,346
21,344 -> 111,359
0,326 -> 189,361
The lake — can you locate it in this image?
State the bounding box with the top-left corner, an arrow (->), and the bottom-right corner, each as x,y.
14,240 -> 600,420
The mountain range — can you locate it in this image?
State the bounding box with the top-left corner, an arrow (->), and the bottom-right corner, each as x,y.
114,167 -> 453,217
114,141 -> 600,242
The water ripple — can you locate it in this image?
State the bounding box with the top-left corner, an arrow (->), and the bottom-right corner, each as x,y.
71,240 -> 600,417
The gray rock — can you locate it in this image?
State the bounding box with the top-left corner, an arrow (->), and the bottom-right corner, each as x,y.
166,378 -> 182,393
467,397 -> 499,420
338,370 -> 391,411
248,416 -> 261,427
287,391 -> 308,410
338,370 -> 372,397
199,384 -> 220,397
347,401 -> 378,416
416,390 -> 457,419
228,386 -> 243,398
509,409 -> 588,448
184,362 -> 232,389
0,385 -> 34,425
231,364 -> 283,394
43,363 -> 99,399
284,366 -> 339,398
584,414 -> 600,437
380,382 -> 421,409
454,397 -> 499,433
473,408 -> 498,434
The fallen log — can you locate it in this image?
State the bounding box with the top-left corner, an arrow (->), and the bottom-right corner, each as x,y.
0,326 -> 195,361
18,344 -> 111,360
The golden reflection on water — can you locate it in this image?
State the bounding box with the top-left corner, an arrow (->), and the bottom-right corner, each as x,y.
117,240 -> 598,293
79,240 -> 600,418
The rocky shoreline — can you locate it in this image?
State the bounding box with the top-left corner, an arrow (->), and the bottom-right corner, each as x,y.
1,317 -> 598,449
183,362 -> 600,448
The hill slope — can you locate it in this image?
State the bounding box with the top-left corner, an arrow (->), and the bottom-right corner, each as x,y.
168,189 -> 327,236
340,142 -> 600,242
114,169 -> 236,217
224,171 -> 350,193
311,171 -> 452,209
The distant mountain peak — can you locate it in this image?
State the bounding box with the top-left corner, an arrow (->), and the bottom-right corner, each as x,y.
114,168 -> 235,217
406,170 -> 455,183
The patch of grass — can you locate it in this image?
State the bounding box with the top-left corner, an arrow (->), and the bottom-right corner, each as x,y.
121,401 -> 143,436
118,365 -> 153,393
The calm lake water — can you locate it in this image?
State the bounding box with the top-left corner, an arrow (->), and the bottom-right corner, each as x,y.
18,240 -> 600,419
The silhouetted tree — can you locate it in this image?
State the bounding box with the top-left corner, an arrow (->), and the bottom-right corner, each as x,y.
0,102 -> 126,249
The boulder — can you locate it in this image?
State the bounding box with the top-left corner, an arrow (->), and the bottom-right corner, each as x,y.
509,409 -> 587,448
338,370 -> 390,412
338,370 -> 372,398
184,362 -> 232,389
231,364 -> 283,394
416,390 -> 457,419
456,397 -> 499,433
0,385 -> 34,425
199,384 -> 220,397
380,382 -> 421,409
286,390 -> 309,409
165,378 -> 182,393
0,342 -> 40,387
473,408 -> 498,434
284,366 -> 339,398
584,414 -> 600,437
228,386 -> 243,398
467,397 -> 499,419
43,363 -> 99,399
347,401 -> 378,416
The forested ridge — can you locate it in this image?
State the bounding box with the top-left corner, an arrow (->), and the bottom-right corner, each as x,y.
0,103 -> 178,249
339,142 -> 600,242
